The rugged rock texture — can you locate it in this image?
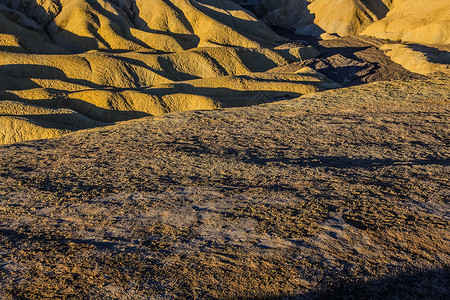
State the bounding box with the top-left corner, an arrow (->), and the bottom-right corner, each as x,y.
0,78 -> 449,299
0,45 -> 335,145
268,30 -> 425,86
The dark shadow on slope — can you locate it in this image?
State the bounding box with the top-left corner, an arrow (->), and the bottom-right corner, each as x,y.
252,0 -> 324,36
142,82 -> 305,95
156,56 -> 202,81
21,0 -> 61,26
0,8 -> 68,55
85,0 -> 202,52
85,0 -> 165,51
243,155 -> 450,169
190,0 -> 285,46
360,0 -> 390,20
407,43 -> 450,64
0,113 -> 106,130
235,48 -> 283,71
0,74 -> 40,90
238,73 -> 333,84
0,45 -> 27,53
62,97 -> 150,122
0,64 -> 104,89
131,0 -> 200,50
7,96 -> 151,123
251,0 -> 388,34
139,86 -> 304,107
277,267 -> 450,300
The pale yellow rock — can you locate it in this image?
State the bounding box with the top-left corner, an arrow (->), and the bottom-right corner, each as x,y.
44,0 -> 284,53
0,116 -> 70,144
5,71 -> 339,123
380,43 -> 450,75
0,45 -> 318,91
0,0 -> 285,53
0,100 -> 101,144
363,0 -> 450,45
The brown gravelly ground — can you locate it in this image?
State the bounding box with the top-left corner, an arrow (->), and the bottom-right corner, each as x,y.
0,78 -> 449,299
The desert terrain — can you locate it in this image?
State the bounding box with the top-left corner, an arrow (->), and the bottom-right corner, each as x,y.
0,0 -> 449,299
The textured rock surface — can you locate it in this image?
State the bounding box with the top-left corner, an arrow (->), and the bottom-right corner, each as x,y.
268,29 -> 425,86
0,46 -> 338,144
0,78 -> 449,299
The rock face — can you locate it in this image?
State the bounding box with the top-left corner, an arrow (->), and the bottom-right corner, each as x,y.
46,0 -> 283,52
0,43 -> 331,144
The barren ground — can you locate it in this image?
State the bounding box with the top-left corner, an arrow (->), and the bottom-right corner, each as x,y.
0,78 -> 449,299
270,28 -> 426,86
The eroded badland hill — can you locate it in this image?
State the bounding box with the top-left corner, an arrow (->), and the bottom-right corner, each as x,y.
0,0 -> 449,299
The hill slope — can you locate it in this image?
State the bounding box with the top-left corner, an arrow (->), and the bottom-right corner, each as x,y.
253,0 -> 450,45
363,0 -> 450,45
254,0 -> 393,36
0,0 -> 282,53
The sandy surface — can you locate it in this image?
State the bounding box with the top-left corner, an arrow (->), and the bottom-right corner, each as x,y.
0,78 -> 449,299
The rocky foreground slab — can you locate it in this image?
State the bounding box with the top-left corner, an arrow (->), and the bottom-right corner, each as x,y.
0,78 -> 449,299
